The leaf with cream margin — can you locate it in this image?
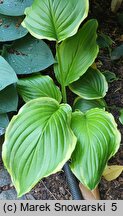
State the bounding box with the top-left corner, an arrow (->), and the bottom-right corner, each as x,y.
70,109 -> 121,190
22,0 -> 89,42
2,97 -> 76,196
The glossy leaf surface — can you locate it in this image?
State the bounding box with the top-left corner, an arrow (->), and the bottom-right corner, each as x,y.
17,75 -> 62,102
54,20 -> 99,86
70,68 -> 108,99
2,98 -> 76,196
22,0 -> 89,42
71,109 -> 121,190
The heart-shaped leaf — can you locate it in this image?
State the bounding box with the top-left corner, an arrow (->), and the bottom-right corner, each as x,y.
4,35 -> 54,74
70,109 -> 121,190
22,0 -> 89,42
0,113 -> 9,128
0,85 -> 18,113
17,75 -> 62,103
70,68 -> 108,99
0,56 -> 17,90
0,0 -> 33,16
103,165 -> 123,181
54,20 -> 99,86
0,14 -> 28,42
73,97 -> 106,113
2,97 -> 76,196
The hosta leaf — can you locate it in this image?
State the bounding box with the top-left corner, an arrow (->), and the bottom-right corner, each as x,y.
0,14 -> 28,42
0,56 -> 17,90
0,113 -> 9,128
22,0 -> 89,42
54,20 -> 99,86
111,44 -> 123,60
0,85 -> 18,113
17,74 -> 62,102
70,68 -> 108,99
4,35 -> 54,74
73,97 -> 106,113
102,70 -> 118,83
97,33 -> 113,49
0,0 -> 33,16
103,165 -> 123,181
2,97 -> 76,196
71,109 -> 121,190
0,128 -> 5,136
119,109 -> 123,124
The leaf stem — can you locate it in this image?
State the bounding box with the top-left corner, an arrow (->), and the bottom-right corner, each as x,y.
61,84 -> 67,103
56,42 -> 67,103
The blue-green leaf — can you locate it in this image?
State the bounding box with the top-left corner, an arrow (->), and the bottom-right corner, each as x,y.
4,35 -> 54,74
0,56 -> 17,90
0,85 -> 18,113
0,14 -> 28,42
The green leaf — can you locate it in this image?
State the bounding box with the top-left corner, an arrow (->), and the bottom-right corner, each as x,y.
54,19 -> 99,86
0,0 -> 33,16
102,70 -> 118,83
17,74 -> 62,103
71,109 -> 121,190
0,56 -> 18,90
97,33 -> 113,48
111,44 -> 123,60
0,14 -> 28,42
0,85 -> 18,113
73,97 -> 106,113
119,109 -> 123,124
4,35 -> 54,74
2,97 -> 76,196
70,68 -> 108,99
22,0 -> 89,42
0,113 -> 9,128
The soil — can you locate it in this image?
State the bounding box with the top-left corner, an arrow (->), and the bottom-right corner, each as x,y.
0,0 -> 123,200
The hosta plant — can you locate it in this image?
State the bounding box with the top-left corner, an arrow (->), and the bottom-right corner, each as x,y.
1,0 -> 121,197
0,0 -> 54,129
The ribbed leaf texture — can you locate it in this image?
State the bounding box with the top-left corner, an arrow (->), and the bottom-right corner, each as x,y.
22,0 -> 89,42
71,109 -> 121,190
2,98 -> 76,196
